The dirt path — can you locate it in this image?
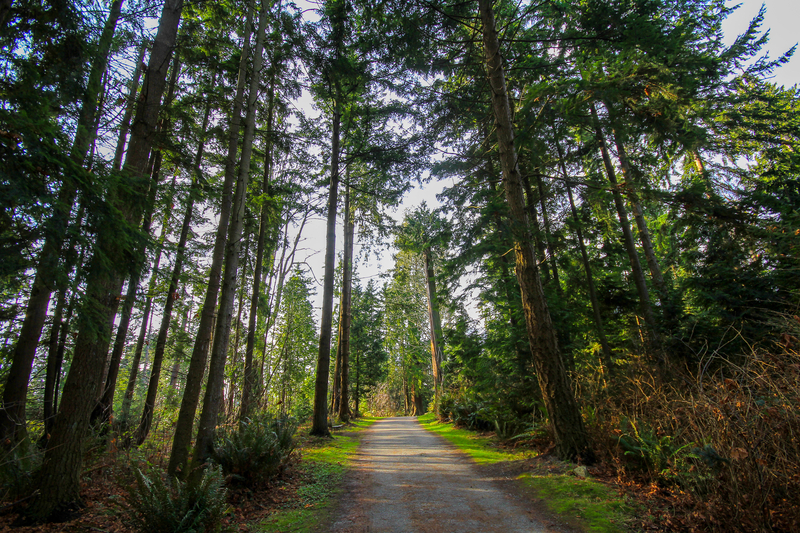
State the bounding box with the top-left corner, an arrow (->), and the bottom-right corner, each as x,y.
329,417 -> 561,533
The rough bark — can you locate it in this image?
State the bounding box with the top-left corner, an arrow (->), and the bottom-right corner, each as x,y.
167,0 -> 256,479
479,0 -> 593,463
187,0 -> 269,481
27,0 -> 183,520
0,0 -> 124,445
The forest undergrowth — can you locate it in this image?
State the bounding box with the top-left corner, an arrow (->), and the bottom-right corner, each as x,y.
588,342 -> 800,533
0,416 -> 375,532
440,325 -> 800,533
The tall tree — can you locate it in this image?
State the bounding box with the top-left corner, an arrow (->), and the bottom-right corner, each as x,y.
0,0 -> 124,445
168,0 -> 257,478
478,0 -> 592,463
188,0 -> 271,479
27,0 -> 184,520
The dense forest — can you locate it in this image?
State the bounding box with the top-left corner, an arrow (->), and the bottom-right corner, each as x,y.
1,0 -> 798,530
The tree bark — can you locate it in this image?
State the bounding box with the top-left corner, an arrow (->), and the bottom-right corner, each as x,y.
187,0 -> 269,482
167,0 -> 256,479
27,0 -> 183,520
478,0 -> 593,463
0,0 -> 124,445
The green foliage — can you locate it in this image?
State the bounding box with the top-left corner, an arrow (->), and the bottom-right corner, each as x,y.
0,439 -> 41,500
123,465 -> 228,533
212,414 -> 297,487
616,417 -> 698,485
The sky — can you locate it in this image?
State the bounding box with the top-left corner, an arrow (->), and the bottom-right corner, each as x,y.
290,0 -> 799,320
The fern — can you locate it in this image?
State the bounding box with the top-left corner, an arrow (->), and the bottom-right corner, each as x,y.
123,465 -> 227,533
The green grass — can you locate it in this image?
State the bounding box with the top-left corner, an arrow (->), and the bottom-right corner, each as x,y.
417,412 -> 530,464
257,416 -> 378,533
518,474 -> 638,533
419,413 -> 639,533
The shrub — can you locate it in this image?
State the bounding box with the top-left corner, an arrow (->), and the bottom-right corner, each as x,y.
0,438 -> 41,501
212,414 -> 297,487
123,465 -> 227,533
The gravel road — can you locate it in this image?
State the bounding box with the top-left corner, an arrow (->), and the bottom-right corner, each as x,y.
329,416 -> 559,533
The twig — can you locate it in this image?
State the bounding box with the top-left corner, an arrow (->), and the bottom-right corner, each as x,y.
0,490 -> 39,515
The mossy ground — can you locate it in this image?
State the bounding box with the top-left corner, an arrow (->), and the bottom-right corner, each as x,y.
257,417 -> 377,533
418,413 -> 640,533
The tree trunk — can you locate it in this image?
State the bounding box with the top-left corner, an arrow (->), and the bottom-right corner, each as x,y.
591,105 -> 663,359
338,181 -> 354,422
94,56 -> 180,428
27,0 -> 183,520
519,171 -> 551,283
422,247 -> 443,414
135,92 -> 209,444
535,172 -> 563,297
553,138 -> 614,376
187,0 -> 269,481
241,83 -> 277,421
112,42 -> 147,173
42,205 -> 86,435
119,195 -> 171,424
310,94 -> 341,437
167,0 -> 256,479
609,128 -> 667,299
0,0 -> 124,445
478,0 -> 593,463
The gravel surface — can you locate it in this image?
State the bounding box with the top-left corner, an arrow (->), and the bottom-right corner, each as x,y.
329,417 -> 559,533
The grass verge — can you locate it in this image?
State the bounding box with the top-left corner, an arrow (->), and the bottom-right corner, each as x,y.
417,412 -> 529,463
257,416 -> 377,533
418,413 -> 638,533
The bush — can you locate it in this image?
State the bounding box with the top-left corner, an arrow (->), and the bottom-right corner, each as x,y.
123,465 -> 227,533
0,438 -> 41,501
212,414 -> 297,487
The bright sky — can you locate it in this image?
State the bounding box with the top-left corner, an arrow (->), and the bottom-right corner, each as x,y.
292,0 -> 799,321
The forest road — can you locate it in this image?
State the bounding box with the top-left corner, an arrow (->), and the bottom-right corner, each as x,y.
328,416 -> 560,533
